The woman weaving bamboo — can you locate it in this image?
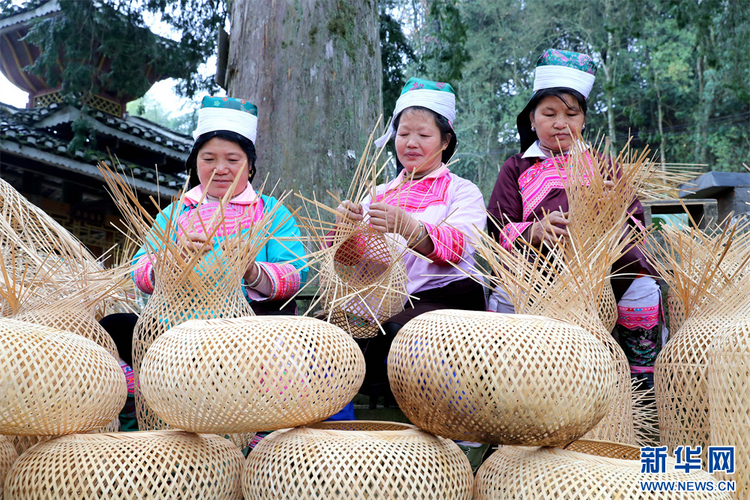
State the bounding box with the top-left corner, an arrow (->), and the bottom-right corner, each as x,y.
334,77 -> 487,401
131,96 -> 307,314
486,50 -> 666,387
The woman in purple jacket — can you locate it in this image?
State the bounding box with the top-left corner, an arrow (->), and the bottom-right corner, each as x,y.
486,49 -> 666,388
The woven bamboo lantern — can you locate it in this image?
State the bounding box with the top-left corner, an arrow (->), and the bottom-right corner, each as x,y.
0,318 -> 126,435
475,143 -> 660,446
0,435 -> 18,498
474,444 -> 732,499
14,304 -> 119,359
140,316 -> 365,433
98,166 -> 293,432
296,124 -> 411,339
709,315 -> 750,498
388,310 -> 617,445
243,421 -> 473,499
4,431 -> 244,499
656,313 -> 736,454
132,248 -> 257,430
644,222 -> 750,456
317,221 -> 408,339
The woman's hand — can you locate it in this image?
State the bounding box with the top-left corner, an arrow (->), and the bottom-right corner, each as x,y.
243,260 -> 260,285
176,231 -> 211,260
335,200 -> 363,224
368,202 -> 421,240
527,210 -> 569,246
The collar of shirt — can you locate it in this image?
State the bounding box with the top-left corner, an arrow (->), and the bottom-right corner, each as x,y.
521,141 -> 548,159
183,183 -> 258,206
394,163 -> 450,184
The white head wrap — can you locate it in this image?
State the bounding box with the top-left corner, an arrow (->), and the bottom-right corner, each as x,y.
374,89 -> 456,148
533,65 -> 595,98
192,107 -> 258,143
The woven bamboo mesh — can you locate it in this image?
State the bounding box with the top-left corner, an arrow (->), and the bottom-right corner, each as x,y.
140,316 -> 365,433
98,165 -> 292,432
14,303 -> 118,359
474,445 -> 731,499
0,435 -> 18,498
316,221 -> 409,338
243,420 -> 473,499
4,419 -> 120,458
476,236 -> 637,445
389,310 -> 617,445
3,430 -> 244,500
0,318 -> 126,436
4,435 -> 48,456
667,290 -> 686,334
535,280 -> 638,445
296,119 -> 414,338
563,438 -> 642,460
475,139 -> 660,445
643,219 -> 750,456
709,315 -> 750,498
598,277 -> 618,332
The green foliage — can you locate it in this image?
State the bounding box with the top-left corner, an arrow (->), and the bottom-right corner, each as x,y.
126,95 -> 198,135
328,0 -> 365,60
380,1 -> 415,115
417,0 -> 470,86
436,0 -> 750,198
16,0 -> 221,150
24,0 -> 218,100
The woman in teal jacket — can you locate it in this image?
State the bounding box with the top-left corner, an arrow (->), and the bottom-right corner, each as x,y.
131,95 -> 307,314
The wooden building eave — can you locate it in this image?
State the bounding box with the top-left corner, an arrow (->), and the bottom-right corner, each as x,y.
0,139 -> 178,198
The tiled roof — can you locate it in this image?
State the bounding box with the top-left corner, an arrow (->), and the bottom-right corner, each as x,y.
0,0 -> 53,24
0,102 -> 188,194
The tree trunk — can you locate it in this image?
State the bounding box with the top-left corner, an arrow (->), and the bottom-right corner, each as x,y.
694,52 -> 707,167
655,74 -> 666,167
603,0 -> 617,148
226,0 -> 382,208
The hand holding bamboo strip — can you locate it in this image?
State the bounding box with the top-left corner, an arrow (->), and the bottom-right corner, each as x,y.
295,119 -> 412,338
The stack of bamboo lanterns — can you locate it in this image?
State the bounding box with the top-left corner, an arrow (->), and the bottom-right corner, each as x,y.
0,176 -> 250,498
644,219 -> 750,497
5,133 -> 750,499
399,141 -> 733,498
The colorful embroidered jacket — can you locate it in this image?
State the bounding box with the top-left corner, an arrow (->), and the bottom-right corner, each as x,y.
131,185 -> 307,303
486,145 -> 656,297
360,165 -> 486,296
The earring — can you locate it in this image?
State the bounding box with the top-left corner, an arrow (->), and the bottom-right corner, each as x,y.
531,126 -> 535,132
582,124 -> 586,130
